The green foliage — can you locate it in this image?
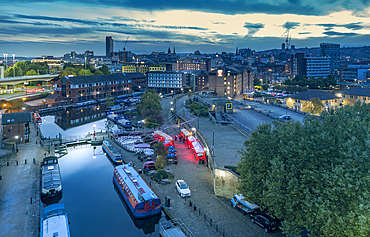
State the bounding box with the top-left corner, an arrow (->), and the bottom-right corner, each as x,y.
144,115 -> 164,129
59,63 -> 110,78
26,69 -> 38,76
105,93 -> 115,108
4,61 -> 49,77
136,89 -> 162,120
254,77 -> 262,86
238,103 -> 370,236
152,142 -> 166,156
273,84 -> 308,93
5,100 -> 25,112
343,98 -> 357,107
301,98 -> 325,114
151,169 -> 169,181
187,100 -> 209,116
284,74 -> 337,89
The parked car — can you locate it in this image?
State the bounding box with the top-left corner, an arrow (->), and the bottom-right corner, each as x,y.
175,180 -> 191,197
279,115 -> 291,120
250,213 -> 278,233
143,161 -> 156,172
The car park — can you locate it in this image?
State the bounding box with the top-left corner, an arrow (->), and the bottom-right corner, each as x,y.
175,180 -> 191,197
279,115 -> 291,120
250,213 -> 278,233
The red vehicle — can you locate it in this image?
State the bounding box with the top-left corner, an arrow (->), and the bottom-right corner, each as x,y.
33,112 -> 42,125
143,161 -> 156,173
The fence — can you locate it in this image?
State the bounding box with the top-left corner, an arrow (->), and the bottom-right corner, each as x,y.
183,198 -> 233,237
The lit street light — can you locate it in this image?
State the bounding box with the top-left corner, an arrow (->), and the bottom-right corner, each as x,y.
15,135 -> 19,152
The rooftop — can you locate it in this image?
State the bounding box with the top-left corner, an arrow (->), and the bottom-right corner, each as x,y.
289,90 -> 338,101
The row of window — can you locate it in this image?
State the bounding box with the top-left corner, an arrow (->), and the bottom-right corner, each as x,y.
148,84 -> 182,88
70,80 -> 131,89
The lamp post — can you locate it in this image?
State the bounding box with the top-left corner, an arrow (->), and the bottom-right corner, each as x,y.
212,130 -> 214,156
93,124 -> 96,140
15,135 -> 19,152
3,54 -> 7,70
12,54 -> 15,77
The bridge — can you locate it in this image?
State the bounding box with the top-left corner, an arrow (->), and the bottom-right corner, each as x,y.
0,74 -> 60,86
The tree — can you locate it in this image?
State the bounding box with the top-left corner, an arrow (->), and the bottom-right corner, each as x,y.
301,98 -> 325,114
136,89 -> 162,119
105,93 -> 114,108
101,65 -> 110,75
261,84 -> 269,90
26,69 -> 37,76
238,103 -> 370,236
254,77 -> 262,86
343,98 -> 357,107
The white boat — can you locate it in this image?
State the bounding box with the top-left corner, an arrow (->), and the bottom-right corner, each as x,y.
41,203 -> 71,237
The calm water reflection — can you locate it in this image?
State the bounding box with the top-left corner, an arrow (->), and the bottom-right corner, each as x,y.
58,145 -> 161,236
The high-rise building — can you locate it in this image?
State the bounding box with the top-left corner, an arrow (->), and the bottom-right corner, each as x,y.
306,57 -> 331,79
291,53 -> 306,78
320,43 -> 340,79
106,36 -> 113,58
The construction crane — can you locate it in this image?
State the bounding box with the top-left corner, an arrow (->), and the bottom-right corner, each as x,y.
285,30 -> 291,53
123,36 -> 129,51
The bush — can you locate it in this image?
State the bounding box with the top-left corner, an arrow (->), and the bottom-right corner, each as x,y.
152,169 -> 169,182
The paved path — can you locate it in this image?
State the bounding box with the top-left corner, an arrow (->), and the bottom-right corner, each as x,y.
0,122 -> 45,237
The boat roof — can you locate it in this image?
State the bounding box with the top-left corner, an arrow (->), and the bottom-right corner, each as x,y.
115,164 -> 159,202
187,136 -> 197,142
42,203 -> 70,237
103,140 -> 121,158
42,162 -> 61,190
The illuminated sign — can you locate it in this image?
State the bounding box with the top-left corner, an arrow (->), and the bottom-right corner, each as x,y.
217,69 -> 223,77
226,103 -> 233,109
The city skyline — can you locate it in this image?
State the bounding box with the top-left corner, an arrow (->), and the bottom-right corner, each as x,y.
1,1 -> 370,57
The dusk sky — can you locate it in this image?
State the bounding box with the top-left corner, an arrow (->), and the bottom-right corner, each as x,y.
1,1 -> 370,57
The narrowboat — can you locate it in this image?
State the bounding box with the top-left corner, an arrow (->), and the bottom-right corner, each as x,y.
34,112 -> 42,125
41,156 -> 63,204
41,203 -> 71,237
117,118 -> 132,129
102,140 -> 123,165
113,163 -> 161,218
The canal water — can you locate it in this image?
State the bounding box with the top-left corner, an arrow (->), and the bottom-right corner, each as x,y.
39,109 -> 163,236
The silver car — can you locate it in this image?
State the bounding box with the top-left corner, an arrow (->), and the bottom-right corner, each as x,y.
175,180 -> 191,197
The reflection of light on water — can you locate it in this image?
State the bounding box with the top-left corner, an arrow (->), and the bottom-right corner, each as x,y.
93,156 -> 96,159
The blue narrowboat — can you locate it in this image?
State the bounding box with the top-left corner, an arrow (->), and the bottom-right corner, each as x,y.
113,164 -> 161,218
41,203 -> 70,237
102,140 -> 123,165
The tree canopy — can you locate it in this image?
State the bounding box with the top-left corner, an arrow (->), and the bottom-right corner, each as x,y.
301,98 -> 325,115
238,102 -> 370,236
59,64 -> 110,78
136,89 -> 162,119
284,75 -> 337,89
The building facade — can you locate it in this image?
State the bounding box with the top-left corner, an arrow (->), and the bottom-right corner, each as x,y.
124,72 -> 146,92
122,63 -> 166,75
53,74 -> 132,102
320,43 -> 340,79
306,57 -> 331,79
339,87 -> 370,103
147,71 -> 186,94
177,62 -> 207,71
286,90 -> 340,111
290,53 -> 306,78
106,36 -> 113,58
208,66 -> 254,98
196,71 -> 209,91
2,112 -> 31,144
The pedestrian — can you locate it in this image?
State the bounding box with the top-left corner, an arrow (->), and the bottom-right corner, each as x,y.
175,136 -> 177,141
36,141 -> 37,144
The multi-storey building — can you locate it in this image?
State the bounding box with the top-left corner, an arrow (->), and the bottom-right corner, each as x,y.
106,36 -> 113,58
341,65 -> 370,83
306,57 -> 331,79
339,87 -> 370,103
208,66 -> 254,98
177,62 -> 207,71
53,74 -> 132,102
320,43 -> 340,79
290,53 -> 306,78
196,71 -> 209,91
2,112 -> 31,144
124,72 -> 146,92
147,71 -> 186,94
122,62 -> 166,75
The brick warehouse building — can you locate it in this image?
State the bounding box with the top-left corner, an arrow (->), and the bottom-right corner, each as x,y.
53,74 -> 132,102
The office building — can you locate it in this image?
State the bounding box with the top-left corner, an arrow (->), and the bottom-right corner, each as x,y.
290,53 -> 306,78
147,71 -> 186,94
320,43 -> 340,79
106,36 -> 113,58
306,57 -> 331,79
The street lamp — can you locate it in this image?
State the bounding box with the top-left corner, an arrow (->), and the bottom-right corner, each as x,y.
15,135 -> 19,152
3,54 -> 7,70
93,124 -> 96,140
12,54 -> 15,77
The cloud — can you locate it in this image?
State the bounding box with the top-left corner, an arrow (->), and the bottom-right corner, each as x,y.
212,21 -> 225,25
282,22 -> 300,31
323,31 -> 358,36
316,22 -> 363,30
243,22 -> 265,35
298,32 -> 311,34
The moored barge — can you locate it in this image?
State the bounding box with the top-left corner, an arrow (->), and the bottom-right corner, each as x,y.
102,140 -> 123,165
41,156 -> 63,204
41,203 -> 71,237
113,163 -> 161,218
